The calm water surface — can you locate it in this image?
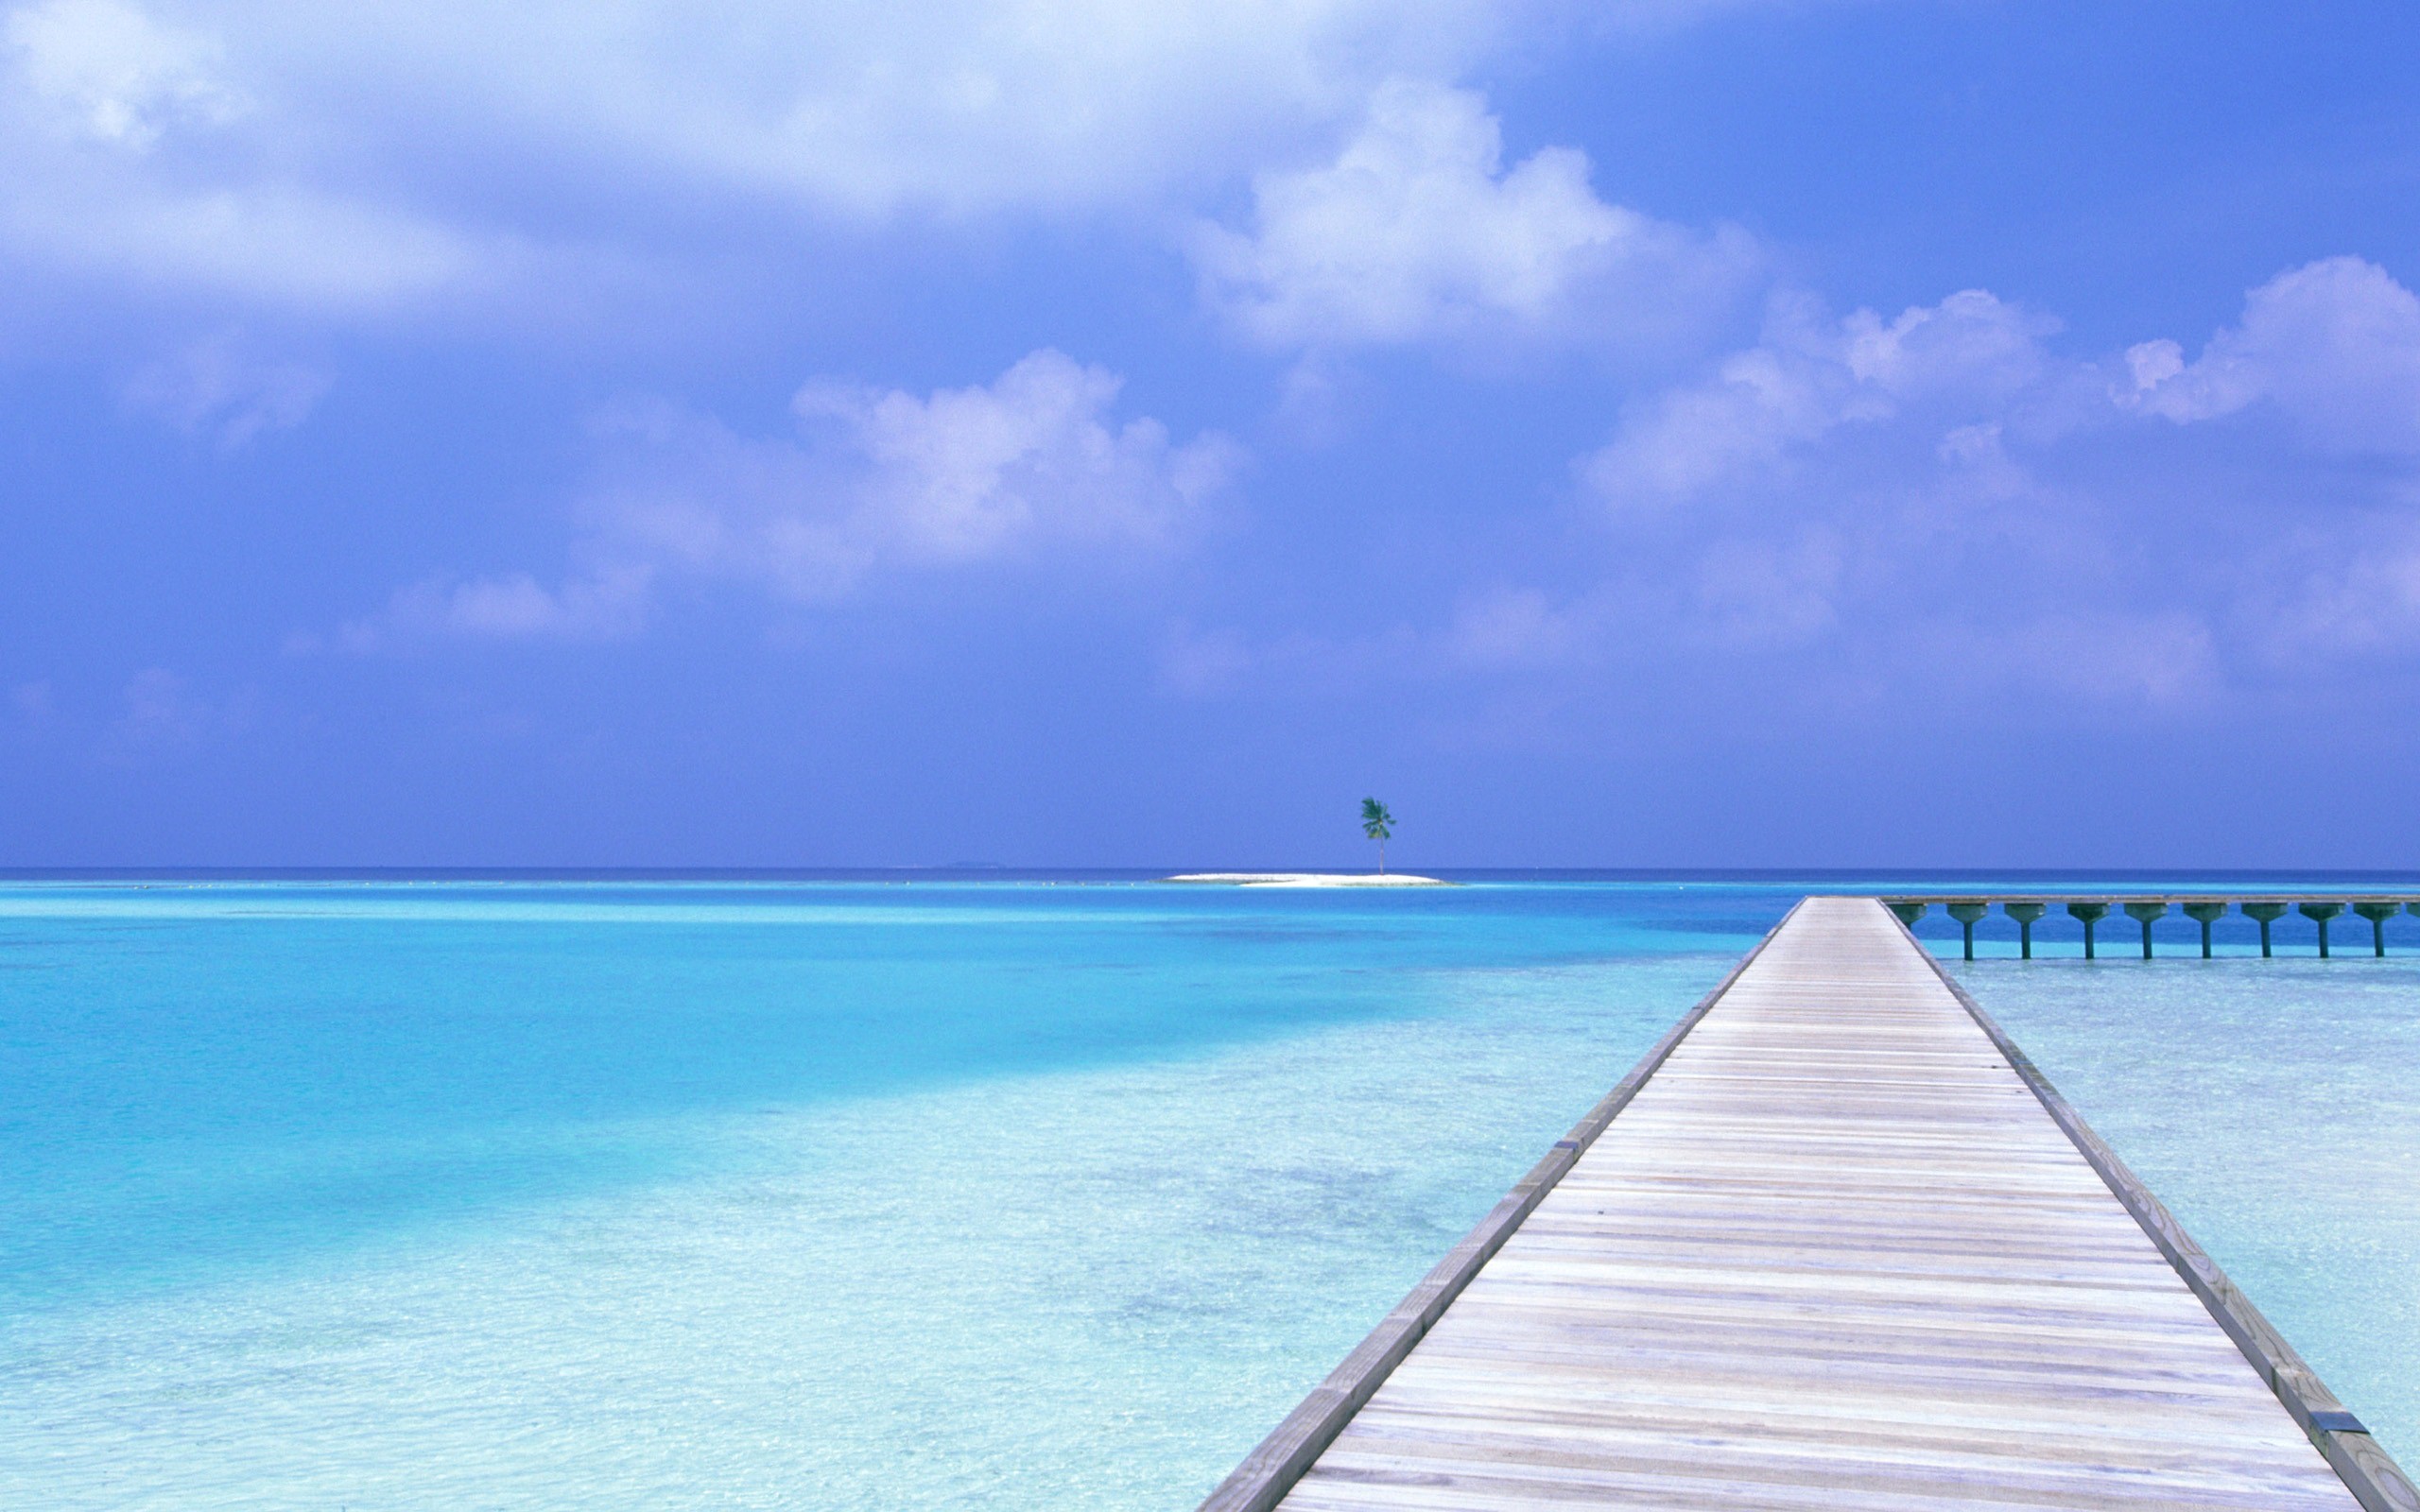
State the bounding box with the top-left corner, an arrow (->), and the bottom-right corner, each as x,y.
0,877 -> 2411,1506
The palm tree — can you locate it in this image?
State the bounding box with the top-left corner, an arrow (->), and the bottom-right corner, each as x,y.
1360,798 -> 1395,874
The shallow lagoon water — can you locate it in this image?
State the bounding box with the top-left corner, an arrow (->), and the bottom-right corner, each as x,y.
1953,954 -> 2420,1473
0,878 -> 2411,1505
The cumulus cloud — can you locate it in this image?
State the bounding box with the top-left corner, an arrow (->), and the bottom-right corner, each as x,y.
1586,258 -> 2420,524
782,352 -> 1237,568
124,331 -> 329,444
2124,256 -> 2420,453
1195,79 -> 1756,350
1531,257 -> 2420,706
0,0 -> 1517,323
0,2 -> 1820,334
6,0 -> 245,146
1581,288 -> 2064,512
598,350 -> 1241,600
339,350 -> 1239,648
1567,286 -> 2119,661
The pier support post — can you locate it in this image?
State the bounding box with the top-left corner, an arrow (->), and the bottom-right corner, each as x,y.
2180,900 -> 2227,958
2299,901 -> 2345,958
2241,901 -> 2287,958
1946,901 -> 1989,961
2353,900 -> 2397,957
2003,901 -> 2047,959
2066,900 -> 2110,959
2122,900 -> 2169,959
1884,900 -> 1927,926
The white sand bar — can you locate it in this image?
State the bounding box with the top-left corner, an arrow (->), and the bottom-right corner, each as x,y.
1208,896 -> 2401,1511
1162,873 -> 1451,887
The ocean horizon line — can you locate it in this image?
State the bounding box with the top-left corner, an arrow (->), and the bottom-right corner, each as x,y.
8,866 -> 2420,885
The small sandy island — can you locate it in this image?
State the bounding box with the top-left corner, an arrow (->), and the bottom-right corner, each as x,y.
1160,872 -> 1452,887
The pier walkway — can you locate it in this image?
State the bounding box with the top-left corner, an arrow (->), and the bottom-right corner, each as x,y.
1203,897 -> 2412,1512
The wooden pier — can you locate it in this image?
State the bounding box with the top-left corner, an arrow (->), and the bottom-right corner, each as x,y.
1201,897 -> 2414,1512
1881,894 -> 2418,959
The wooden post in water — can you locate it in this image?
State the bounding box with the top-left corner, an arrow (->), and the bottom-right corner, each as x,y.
2299,900 -> 2344,958
2003,900 -> 2046,959
2242,900 -> 2287,958
2122,899 -> 2168,959
2353,900 -> 2397,957
2066,899 -> 2109,959
1946,900 -> 1989,961
2181,899 -> 2227,958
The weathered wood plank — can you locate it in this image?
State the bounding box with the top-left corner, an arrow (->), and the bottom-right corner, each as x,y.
1201,896 -> 2411,1512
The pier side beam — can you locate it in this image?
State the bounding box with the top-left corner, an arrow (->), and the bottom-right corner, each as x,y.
2003,901 -> 2047,960
2065,900 -> 2110,960
2299,900 -> 2345,958
1946,900 -> 1989,962
2241,901 -> 2287,958
2180,900 -> 2228,959
2353,900 -> 2397,957
2122,900 -> 2169,960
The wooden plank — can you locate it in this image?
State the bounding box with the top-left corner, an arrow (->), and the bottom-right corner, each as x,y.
1202,896 -> 2411,1512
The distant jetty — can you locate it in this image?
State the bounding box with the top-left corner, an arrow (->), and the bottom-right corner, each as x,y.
1161,872 -> 1451,887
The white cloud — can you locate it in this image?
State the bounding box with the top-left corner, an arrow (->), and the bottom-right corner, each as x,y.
340,350 -> 1240,647
1547,256 -> 2420,706
1195,79 -> 1756,349
124,331 -> 329,444
0,140 -> 513,315
2126,256 -> 2420,452
0,0 -> 507,315
602,349 -> 1241,600
1581,287 -> 2061,510
229,0 -> 1525,221
785,350 -> 1238,567
43,182 -> 484,308
1582,258 -> 2420,524
340,565 -> 656,650
0,0 -> 1522,296
7,0 -> 245,146
0,2 -> 1813,331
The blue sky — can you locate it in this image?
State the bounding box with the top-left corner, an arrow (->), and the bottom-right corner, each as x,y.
4,0 -> 2418,868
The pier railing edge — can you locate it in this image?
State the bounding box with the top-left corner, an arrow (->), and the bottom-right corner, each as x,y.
1886,905 -> 2420,1512
1192,898 -> 1806,1512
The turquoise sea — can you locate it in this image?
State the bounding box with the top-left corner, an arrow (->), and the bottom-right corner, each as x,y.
1,875 -> 2413,1507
